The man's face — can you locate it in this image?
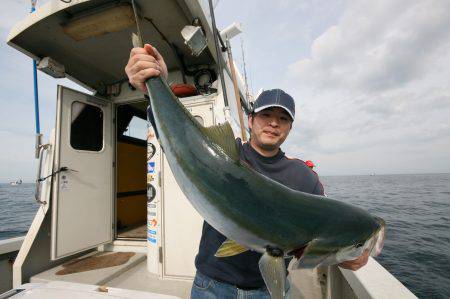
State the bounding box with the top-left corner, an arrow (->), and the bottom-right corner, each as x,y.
248,107 -> 293,152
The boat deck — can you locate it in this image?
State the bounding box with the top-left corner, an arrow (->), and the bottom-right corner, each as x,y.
26,249 -> 417,299
106,261 -> 192,299
30,251 -> 192,298
28,250 -> 331,299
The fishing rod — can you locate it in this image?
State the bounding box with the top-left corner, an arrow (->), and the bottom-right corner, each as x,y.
207,0 -> 229,107
225,39 -> 247,141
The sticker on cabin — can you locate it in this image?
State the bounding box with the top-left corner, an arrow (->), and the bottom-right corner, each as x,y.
148,229 -> 157,235
148,162 -> 156,173
147,128 -> 155,140
148,237 -> 157,244
149,219 -> 158,227
147,185 -> 156,202
148,203 -> 157,208
147,143 -> 156,160
147,173 -> 154,183
148,212 -> 156,216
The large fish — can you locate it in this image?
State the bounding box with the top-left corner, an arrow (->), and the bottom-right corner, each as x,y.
144,76 -> 385,298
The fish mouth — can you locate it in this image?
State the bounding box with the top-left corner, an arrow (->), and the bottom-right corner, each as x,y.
370,219 -> 386,257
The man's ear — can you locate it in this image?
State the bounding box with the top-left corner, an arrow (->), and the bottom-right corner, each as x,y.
248,114 -> 253,130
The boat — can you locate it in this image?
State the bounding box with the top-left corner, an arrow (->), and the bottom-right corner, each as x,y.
0,0 -> 417,298
9,179 -> 23,186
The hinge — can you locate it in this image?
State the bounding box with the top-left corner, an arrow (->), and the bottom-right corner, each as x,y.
112,161 -> 116,168
159,246 -> 163,263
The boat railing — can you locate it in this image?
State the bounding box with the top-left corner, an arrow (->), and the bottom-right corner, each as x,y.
336,257 -> 417,298
0,237 -> 24,293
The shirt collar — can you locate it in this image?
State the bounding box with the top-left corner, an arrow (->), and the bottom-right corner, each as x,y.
246,142 -> 285,163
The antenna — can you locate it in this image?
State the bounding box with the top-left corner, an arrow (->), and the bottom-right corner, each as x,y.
240,38 -> 250,101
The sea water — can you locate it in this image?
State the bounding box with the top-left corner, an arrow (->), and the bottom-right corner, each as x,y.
1,173 -> 449,298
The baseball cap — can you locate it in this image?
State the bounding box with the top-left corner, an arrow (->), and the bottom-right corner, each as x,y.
252,89 -> 295,121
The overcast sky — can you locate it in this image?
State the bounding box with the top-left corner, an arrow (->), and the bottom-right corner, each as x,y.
1,0 -> 449,182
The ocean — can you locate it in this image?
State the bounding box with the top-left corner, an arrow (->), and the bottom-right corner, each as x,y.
1,173 -> 449,298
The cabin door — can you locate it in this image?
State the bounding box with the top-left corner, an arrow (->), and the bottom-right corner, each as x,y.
51,86 -> 113,260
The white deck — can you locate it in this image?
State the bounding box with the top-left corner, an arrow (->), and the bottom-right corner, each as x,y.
106,261 -> 193,299
26,250 -> 417,299
29,251 -> 192,299
30,251 -> 146,286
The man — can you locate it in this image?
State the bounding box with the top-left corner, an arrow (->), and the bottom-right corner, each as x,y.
125,44 -> 369,299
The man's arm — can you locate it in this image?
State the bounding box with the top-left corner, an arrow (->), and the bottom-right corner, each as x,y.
125,44 -> 168,138
312,179 -> 325,196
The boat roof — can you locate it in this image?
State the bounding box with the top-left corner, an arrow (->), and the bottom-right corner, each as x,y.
7,0 -> 218,92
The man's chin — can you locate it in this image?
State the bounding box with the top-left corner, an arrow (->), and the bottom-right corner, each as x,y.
259,141 -> 280,151
261,136 -> 280,145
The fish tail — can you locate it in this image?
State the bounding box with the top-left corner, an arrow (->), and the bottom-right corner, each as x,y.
258,247 -> 287,299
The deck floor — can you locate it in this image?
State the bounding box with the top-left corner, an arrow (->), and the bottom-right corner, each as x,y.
29,250 -> 327,299
117,223 -> 147,239
106,261 -> 193,299
30,251 -> 147,286
31,250 -> 193,299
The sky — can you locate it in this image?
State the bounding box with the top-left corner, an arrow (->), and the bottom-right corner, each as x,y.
0,0 -> 449,182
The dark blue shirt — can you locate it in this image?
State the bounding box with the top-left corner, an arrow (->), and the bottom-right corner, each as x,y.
195,140 -> 324,289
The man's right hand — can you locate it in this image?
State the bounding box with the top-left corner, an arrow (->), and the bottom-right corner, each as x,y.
125,44 -> 168,94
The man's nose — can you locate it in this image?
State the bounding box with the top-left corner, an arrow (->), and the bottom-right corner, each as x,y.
268,118 -> 279,127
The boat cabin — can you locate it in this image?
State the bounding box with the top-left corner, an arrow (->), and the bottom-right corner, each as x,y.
7,0 -> 250,295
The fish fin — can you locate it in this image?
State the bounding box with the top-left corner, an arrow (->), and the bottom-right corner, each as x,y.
258,251 -> 287,299
214,239 -> 249,257
202,123 -> 240,161
291,254 -> 330,269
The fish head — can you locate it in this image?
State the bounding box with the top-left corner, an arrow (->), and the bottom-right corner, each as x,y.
334,217 -> 385,263
291,216 -> 386,269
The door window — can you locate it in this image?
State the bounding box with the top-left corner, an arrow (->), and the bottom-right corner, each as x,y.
70,101 -> 103,151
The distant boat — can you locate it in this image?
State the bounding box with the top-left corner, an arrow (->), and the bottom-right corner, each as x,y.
10,179 -> 22,186
370,173 -> 376,176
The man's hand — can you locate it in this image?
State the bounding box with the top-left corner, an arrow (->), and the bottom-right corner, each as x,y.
338,249 -> 369,271
125,44 -> 168,94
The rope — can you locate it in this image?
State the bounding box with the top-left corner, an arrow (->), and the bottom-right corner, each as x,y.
38,167 -> 77,182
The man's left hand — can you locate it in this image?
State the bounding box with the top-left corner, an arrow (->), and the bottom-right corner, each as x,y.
338,249 -> 369,271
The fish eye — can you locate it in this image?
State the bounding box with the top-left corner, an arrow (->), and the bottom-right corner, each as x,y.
355,243 -> 363,248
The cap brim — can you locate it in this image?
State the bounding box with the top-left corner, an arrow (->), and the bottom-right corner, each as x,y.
253,104 -> 294,120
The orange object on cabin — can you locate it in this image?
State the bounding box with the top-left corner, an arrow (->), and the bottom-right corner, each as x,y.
170,84 -> 198,97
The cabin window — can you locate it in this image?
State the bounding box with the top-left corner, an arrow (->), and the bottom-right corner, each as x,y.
70,101 -> 103,151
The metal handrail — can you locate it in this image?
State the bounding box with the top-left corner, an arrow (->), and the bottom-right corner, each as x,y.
34,143 -> 51,205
